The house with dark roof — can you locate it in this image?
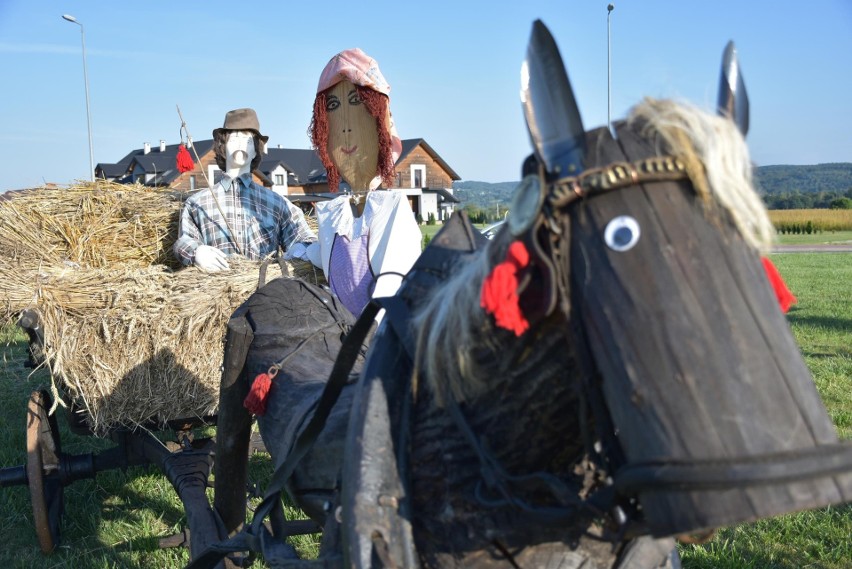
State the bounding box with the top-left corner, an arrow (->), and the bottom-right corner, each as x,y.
95,137 -> 461,223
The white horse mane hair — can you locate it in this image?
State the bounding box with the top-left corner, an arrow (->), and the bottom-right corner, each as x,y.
629,97 -> 775,253
412,231 -> 498,405
413,98 -> 775,404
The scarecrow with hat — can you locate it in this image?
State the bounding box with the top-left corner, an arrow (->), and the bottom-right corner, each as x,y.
304,48 -> 422,316
173,108 -> 316,271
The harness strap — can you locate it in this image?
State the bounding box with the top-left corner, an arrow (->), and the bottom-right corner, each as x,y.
370,294 -> 416,360
257,252 -> 294,289
187,300 -> 380,569
615,443 -> 852,493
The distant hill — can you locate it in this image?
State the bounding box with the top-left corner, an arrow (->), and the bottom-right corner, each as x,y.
453,163 -> 852,211
452,180 -> 518,207
754,163 -> 852,195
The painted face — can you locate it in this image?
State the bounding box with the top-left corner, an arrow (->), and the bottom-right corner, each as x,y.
326,80 -> 380,190
225,131 -> 256,170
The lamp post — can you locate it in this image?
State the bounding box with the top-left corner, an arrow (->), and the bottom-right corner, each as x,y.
62,14 -> 95,182
607,4 -> 614,132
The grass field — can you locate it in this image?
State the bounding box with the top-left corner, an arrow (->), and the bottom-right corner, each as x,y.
678,252 -> 852,568
776,230 -> 852,246
0,252 -> 850,568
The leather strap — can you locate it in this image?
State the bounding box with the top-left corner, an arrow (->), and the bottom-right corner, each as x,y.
615,443 -> 852,493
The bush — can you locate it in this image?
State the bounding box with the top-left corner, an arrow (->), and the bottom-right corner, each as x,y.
829,197 -> 852,209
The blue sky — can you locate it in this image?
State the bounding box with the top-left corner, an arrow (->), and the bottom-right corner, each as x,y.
0,0 -> 850,191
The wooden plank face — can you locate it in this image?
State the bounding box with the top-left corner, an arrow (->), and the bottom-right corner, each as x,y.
326,80 -> 381,192
567,123 -> 850,534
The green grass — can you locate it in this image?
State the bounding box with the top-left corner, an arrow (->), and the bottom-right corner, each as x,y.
776,230 -> 852,245
0,329 -> 317,567
678,253 -> 852,568
0,253 -> 850,567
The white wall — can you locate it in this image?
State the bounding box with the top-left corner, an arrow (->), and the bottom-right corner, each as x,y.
420,192 -> 438,222
269,165 -> 289,197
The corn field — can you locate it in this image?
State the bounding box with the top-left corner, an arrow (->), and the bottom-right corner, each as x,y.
768,209 -> 852,234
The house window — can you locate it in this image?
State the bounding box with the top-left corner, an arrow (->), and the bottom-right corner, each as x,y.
275,174 -> 285,185
411,165 -> 426,189
190,175 -> 196,190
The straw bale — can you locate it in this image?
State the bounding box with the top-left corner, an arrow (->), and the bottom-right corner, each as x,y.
2,257 -> 325,434
0,181 -> 185,269
0,181 -> 327,433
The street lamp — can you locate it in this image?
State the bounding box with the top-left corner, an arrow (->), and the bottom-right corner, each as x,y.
62,14 -> 95,182
607,4 -> 614,133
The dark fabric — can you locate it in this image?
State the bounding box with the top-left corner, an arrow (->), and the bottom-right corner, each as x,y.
188,278 -> 376,569
237,277 -> 367,523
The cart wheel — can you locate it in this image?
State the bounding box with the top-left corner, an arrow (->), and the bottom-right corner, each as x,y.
26,390 -> 63,554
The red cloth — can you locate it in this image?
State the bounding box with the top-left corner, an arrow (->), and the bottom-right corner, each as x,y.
243,373 -> 273,416
176,144 -> 195,173
762,257 -> 797,313
480,241 -> 531,336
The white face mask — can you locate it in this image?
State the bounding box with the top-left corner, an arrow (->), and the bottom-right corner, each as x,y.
225,131 -> 256,171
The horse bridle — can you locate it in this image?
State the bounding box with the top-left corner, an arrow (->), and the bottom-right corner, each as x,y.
549,155 -> 689,208
511,155 -> 690,239
442,154 -> 698,541
498,151 -> 852,536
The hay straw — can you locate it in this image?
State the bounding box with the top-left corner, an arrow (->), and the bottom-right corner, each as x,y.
0,182 -> 327,433
0,181 -> 185,269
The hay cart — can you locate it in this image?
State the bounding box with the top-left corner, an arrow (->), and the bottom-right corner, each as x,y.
0,182 -> 327,563
0,307 -> 311,562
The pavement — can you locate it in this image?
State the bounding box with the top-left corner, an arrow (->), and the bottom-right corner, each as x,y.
772,244 -> 852,253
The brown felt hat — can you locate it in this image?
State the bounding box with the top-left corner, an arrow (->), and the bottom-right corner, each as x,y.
212,108 -> 269,143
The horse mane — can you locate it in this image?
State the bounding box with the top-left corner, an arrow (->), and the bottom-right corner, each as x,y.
412,232 -> 502,405
629,97 -> 775,253
413,98 -> 775,406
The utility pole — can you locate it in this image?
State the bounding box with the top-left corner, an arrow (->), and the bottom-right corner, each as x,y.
62,14 -> 95,181
607,4 -> 615,134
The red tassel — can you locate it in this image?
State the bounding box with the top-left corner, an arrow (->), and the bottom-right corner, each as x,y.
243,373 -> 273,416
480,241 -> 531,336
761,257 -> 797,314
176,144 -> 195,173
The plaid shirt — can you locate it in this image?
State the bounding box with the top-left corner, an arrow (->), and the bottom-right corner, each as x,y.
173,174 -> 316,265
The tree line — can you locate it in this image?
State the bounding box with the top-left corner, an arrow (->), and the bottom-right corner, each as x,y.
761,190 -> 852,210
454,163 -> 852,213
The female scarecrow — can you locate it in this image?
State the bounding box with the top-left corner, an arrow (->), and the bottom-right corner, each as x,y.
306,48 -> 422,316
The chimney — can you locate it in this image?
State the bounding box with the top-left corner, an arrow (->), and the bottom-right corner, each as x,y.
143,142 -> 151,154
159,140 -> 166,152
277,144 -> 282,149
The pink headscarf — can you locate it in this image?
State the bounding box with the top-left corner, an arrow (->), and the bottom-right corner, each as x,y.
316,48 -> 402,163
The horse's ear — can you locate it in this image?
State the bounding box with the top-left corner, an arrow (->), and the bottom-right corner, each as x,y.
520,19 -> 586,178
717,40 -> 750,136
521,153 -> 539,178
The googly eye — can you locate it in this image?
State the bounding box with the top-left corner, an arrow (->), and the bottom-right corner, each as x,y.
604,215 -> 640,252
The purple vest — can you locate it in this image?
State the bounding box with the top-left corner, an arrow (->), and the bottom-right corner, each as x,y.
328,233 -> 373,316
